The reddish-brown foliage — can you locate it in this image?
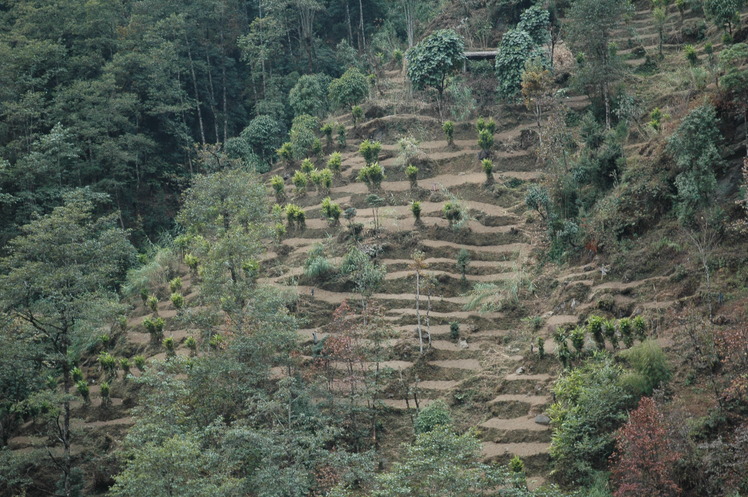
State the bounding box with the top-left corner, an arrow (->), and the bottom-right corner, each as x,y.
612,397 -> 681,497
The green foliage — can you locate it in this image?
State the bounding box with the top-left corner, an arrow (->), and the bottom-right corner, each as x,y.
170,293 -> 184,309
415,400 -> 452,433
450,322 -> 460,341
442,120 -> 455,145
162,337 -> 176,356
270,175 -> 285,199
327,152 -> 343,174
328,67 -> 369,109
456,249 -> 470,279
241,115 -> 283,166
587,315 -> 606,350
289,114 -> 320,160
537,337 -> 546,359
406,29 -> 465,96
518,5 -> 551,45
509,454 -> 525,473
133,355 -> 146,371
372,426 -> 516,497
704,0 -> 745,33
351,105 -> 364,127
475,116 -> 496,133
496,29 -> 542,101
143,317 -> 165,344
443,201 -> 465,226
321,197 -> 342,225
169,277 -> 182,294
185,337 -> 197,356
665,105 -> 724,222
119,358 -> 131,376
359,140 -> 382,165
632,316 -> 647,341
358,163 -> 386,190
98,352 -> 118,380
481,159 -> 494,182
411,201 -> 422,222
684,44 -> 698,65
300,159 -> 315,174
570,326 -> 586,353
340,247 -> 386,302
405,164 -> 419,188
285,204 -> 306,230
76,380 -> 90,403
100,381 -> 111,402
618,340 -> 671,397
277,142 -> 294,165
478,129 -> 494,152
337,123 -> 347,147
289,74 -> 329,118
550,354 -> 632,485
292,170 -> 309,194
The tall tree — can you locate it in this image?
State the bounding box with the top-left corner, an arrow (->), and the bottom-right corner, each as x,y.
565,0 -> 632,128
0,191 -> 134,497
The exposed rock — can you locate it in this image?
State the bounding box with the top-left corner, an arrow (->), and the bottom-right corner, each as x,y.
534,414 -> 551,426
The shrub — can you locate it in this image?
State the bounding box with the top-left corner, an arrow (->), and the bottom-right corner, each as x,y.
185,336 -> 197,356
632,316 -> 647,341
456,248 -> 470,280
300,158 -> 315,174
537,337 -> 545,359
411,201 -> 422,223
146,295 -> 158,314
442,120 -> 454,146
618,340 -> 671,397
285,204 -> 306,229
143,316 -> 165,344
337,123 -> 347,148
684,44 -> 698,65
478,129 -> 494,153
604,319 -> 619,349
241,115 -> 283,164
318,168 -> 333,192
304,254 -> 334,281
163,337 -> 176,357
481,159 -> 494,183
309,169 -> 322,193
442,201 -> 464,226
414,399 -> 452,433
327,152 -> 342,174
405,164 -> 419,189
321,197 -> 342,225
321,123 -> 334,149
183,253 -> 199,278
619,317 -> 633,348
351,105 -> 364,127
133,355 -> 146,371
587,315 -> 606,350
358,162 -> 386,190
277,142 -> 294,166
100,381 -> 111,406
72,367 -> 83,383
98,352 -> 118,380
76,380 -> 90,404
570,326 -> 586,354
509,455 -> 525,473
170,292 -> 184,309
359,139 -> 382,165
292,170 -> 308,194
450,322 -> 460,341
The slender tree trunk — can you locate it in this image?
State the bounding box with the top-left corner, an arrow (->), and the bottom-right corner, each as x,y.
62,359 -> 72,497
358,0 -> 366,51
345,0 -> 353,45
185,41 -> 207,145
205,53 -> 220,143
415,270 -> 423,354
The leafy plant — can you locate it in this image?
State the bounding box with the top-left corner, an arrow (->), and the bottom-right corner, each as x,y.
406,29 -> 465,99
99,381 -> 111,406
170,292 -> 184,309
133,355 -> 146,371
185,336 -> 197,356
359,139 -> 382,165
328,67 -> 369,109
411,201 -> 422,223
270,175 -> 285,202
327,152 -> 342,175
414,399 -> 452,433
442,120 -> 454,146
76,380 -> 90,404
351,105 -> 364,127
292,170 -> 308,194
285,204 -> 306,230
405,164 -> 419,189
481,159 -> 494,183
163,337 -> 176,357
358,162 -> 386,190
321,197 -> 342,225
478,129 -> 494,153
456,248 -> 470,280
442,201 -> 464,226
147,295 -> 159,314
449,322 -> 460,341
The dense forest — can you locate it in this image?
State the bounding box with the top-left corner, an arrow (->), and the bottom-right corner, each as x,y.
1,0 -> 748,496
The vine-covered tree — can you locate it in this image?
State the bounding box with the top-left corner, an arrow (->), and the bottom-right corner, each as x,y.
406,29 -> 465,113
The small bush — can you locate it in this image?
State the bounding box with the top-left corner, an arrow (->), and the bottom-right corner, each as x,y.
509,455 -> 524,473
450,321 -> 460,341
442,201 -> 464,226
632,315 -> 647,341
71,367 -> 84,383
405,164 -> 418,189
163,337 -> 176,357
411,201 -> 422,223
478,129 -> 494,152
337,124 -> 346,148
359,139 -> 382,165
358,162 -> 385,190
442,120 -> 454,146
100,381 -> 111,406
603,319 -> 618,349
185,336 -> 197,356
619,317 -> 633,348
277,142 -> 294,166
76,381 -> 90,404
300,158 -> 315,174
169,277 -> 182,293
146,295 -> 158,314
285,204 -> 306,230
570,326 -> 586,354
270,175 -> 285,200
119,358 -> 131,377
351,105 -> 363,126
98,352 -> 118,380
414,399 -> 452,433
537,337 -> 545,359
321,197 -> 342,225
170,292 -> 184,309
619,340 -> 671,396
321,123 -> 334,149
143,317 -> 165,344
481,159 -> 494,183
133,355 -> 146,371
292,171 -> 308,194
684,44 -> 698,65
327,152 -> 342,174
587,315 -> 606,350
